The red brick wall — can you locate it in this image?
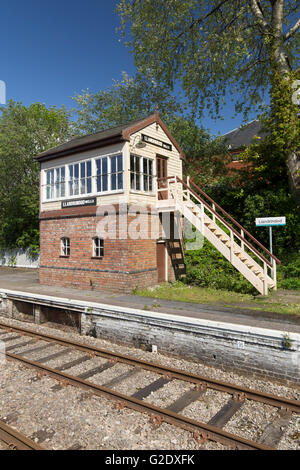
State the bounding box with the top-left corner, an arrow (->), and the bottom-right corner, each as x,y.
39,204 -> 177,293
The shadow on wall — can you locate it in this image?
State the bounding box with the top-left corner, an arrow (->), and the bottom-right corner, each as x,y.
0,248 -> 40,268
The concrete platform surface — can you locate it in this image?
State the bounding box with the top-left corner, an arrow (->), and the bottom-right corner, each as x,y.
0,267 -> 299,334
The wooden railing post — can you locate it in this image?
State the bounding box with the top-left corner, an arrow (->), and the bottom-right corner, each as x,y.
241,229 -> 244,252
187,176 -> 191,202
263,261 -> 268,296
272,258 -> 277,291
212,203 -> 216,224
201,203 -> 204,234
230,230 -> 234,262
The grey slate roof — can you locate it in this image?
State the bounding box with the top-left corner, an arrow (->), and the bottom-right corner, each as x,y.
222,120 -> 267,150
35,115 -> 151,161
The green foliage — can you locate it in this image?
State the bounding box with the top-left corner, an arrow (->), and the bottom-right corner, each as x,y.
239,70 -> 300,183
117,0 -> 299,119
0,100 -> 71,251
183,181 -> 300,293
209,182 -> 300,258
73,71 -> 184,135
277,250 -> 300,290
169,116 -> 228,185
184,240 -> 256,295
73,73 -> 227,186
282,333 -> 293,350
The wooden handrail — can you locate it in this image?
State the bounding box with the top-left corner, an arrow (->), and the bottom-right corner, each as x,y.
161,176 -> 279,268
187,178 -> 281,265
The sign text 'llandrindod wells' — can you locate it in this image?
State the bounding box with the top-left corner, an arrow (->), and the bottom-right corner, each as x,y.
141,134 -> 172,151
61,197 -> 96,209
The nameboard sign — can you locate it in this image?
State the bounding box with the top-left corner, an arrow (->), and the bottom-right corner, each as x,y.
255,217 -> 286,227
141,134 -> 172,151
61,197 -> 96,209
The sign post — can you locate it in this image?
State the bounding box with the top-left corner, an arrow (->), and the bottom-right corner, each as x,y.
255,217 -> 286,278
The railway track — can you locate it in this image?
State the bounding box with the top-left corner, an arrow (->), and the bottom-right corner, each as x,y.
0,419 -> 45,450
0,320 -> 299,450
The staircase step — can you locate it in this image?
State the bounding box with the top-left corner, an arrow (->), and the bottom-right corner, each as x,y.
245,261 -> 255,268
180,198 -> 278,295
170,248 -> 182,253
215,232 -> 226,238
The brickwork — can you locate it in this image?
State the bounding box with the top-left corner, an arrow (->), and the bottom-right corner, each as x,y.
39,204 -> 178,292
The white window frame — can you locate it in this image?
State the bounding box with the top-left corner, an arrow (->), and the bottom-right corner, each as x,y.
42,152 -> 125,203
68,159 -> 92,197
130,154 -> 154,193
61,237 -> 70,257
93,237 -> 104,258
95,153 -> 123,194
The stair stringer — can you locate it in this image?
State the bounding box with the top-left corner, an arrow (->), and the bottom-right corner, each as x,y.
175,201 -> 269,295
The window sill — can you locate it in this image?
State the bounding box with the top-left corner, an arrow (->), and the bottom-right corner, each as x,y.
59,255 -> 70,258
91,256 -> 104,260
130,190 -> 156,196
42,190 -> 125,204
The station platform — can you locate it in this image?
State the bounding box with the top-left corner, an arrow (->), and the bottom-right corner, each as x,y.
0,267 -> 299,334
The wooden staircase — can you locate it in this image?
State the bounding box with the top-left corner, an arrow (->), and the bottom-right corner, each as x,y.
167,239 -> 186,278
156,176 -> 280,295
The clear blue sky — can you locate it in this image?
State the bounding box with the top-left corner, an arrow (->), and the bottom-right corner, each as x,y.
0,0 -> 258,136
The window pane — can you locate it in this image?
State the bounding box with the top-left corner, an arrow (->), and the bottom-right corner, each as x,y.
94,238 -> 104,257
111,174 -> 116,191
162,160 -> 166,178
118,172 -> 123,190
102,174 -> 108,192
46,170 -> 51,185
62,238 -> 70,256
87,161 -> 91,177
144,175 -> 148,192
81,162 -> 85,178
111,156 -> 117,174
86,177 -> 92,193
130,172 -> 135,190
136,173 -> 140,190
102,157 -> 107,175
117,154 -> 122,171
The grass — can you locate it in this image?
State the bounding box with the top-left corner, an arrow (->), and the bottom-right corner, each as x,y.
133,281 -> 300,317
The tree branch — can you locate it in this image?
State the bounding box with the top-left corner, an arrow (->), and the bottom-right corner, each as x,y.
174,0 -> 229,41
284,17 -> 300,41
249,0 -> 270,33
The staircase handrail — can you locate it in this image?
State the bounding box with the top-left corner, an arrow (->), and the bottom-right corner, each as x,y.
172,176 -> 280,268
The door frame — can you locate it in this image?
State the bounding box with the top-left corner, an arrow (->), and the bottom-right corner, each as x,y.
156,154 -> 168,199
156,240 -> 168,282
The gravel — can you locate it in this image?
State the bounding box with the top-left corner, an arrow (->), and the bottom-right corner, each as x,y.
0,316 -> 299,450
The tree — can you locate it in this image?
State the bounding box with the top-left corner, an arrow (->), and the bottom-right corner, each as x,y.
117,1 -> 299,115
0,101 -> 71,252
73,71 -> 184,135
116,1 -> 300,198
73,72 -> 228,185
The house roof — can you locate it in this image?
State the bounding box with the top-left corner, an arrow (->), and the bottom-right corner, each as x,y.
35,112 -> 185,162
222,120 -> 267,150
